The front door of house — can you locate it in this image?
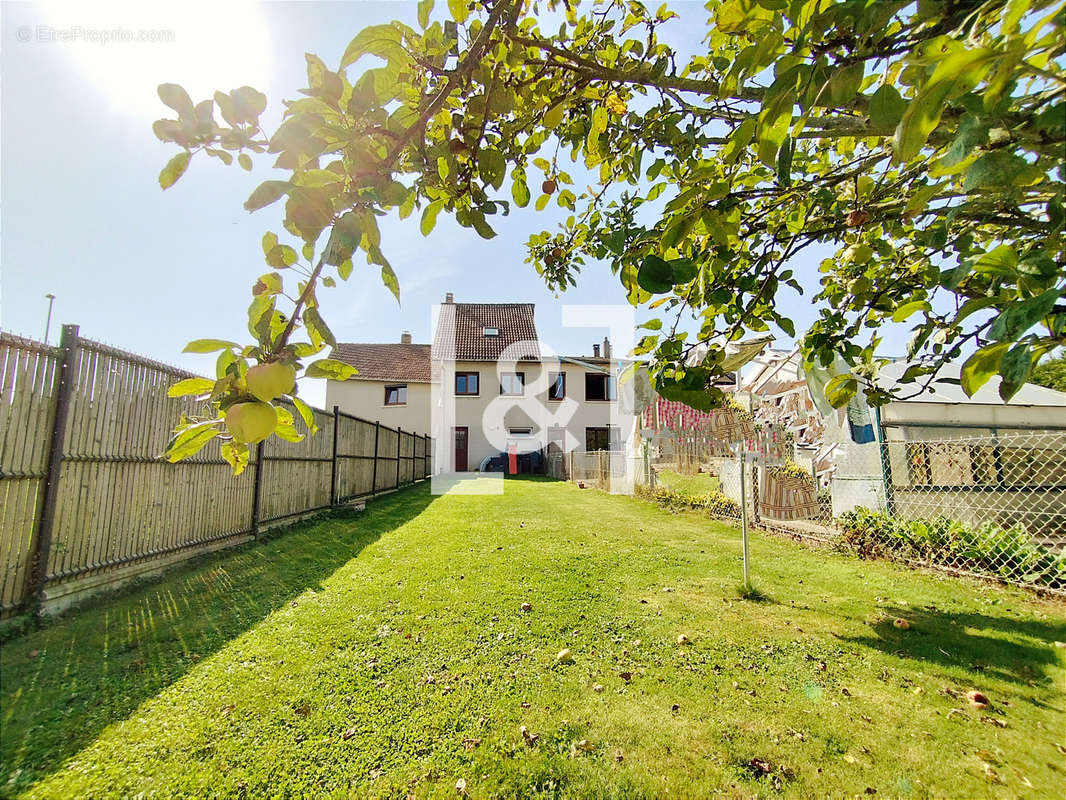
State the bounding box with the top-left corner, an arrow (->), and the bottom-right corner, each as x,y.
454,427 -> 468,472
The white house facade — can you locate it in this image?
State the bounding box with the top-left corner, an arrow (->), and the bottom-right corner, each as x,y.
327,295 -> 638,473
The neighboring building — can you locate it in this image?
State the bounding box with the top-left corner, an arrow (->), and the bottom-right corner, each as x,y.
325,332 -> 432,433
328,294 -> 637,473
828,361 -> 1066,528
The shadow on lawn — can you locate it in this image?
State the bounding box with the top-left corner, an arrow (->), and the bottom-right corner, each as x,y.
0,485 -> 436,796
843,604 -> 1066,687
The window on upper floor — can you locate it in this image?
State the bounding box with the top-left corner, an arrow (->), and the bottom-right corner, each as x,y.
548,372 -> 565,401
483,327 -> 499,336
500,371 -> 525,396
585,372 -> 616,401
455,372 -> 479,395
384,384 -> 407,406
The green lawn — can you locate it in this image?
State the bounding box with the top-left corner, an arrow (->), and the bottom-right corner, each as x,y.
655,468 -> 722,495
2,478 -> 1063,799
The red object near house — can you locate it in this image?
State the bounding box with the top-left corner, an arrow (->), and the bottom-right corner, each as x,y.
508,444 -> 518,475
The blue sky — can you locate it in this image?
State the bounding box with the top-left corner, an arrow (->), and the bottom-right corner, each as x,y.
2,1 -> 915,408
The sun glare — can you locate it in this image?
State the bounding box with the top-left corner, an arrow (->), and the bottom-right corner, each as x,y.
35,1 -> 273,122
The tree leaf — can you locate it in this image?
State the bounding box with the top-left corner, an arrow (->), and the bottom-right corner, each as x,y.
253,272 -> 283,296
478,148 -> 506,189
421,200 -> 443,235
220,441 -> 249,475
274,419 -> 305,443
961,342 -> 1010,396
168,377 -> 215,398
826,63 -> 864,106
305,358 -> 357,380
418,0 -> 434,28
292,396 -> 320,434
163,422 -> 219,463
265,245 -> 299,268
868,84 -> 906,130
231,86 -> 267,123
471,214 -> 497,240
989,288 -> 1061,341
380,262 -> 401,303
998,343 -> 1032,401
637,255 -> 675,294
543,102 -> 565,128
304,307 -> 336,348
159,152 -> 191,190
447,0 -> 469,23
184,339 -> 239,354
262,232 -> 279,256
972,245 -> 1018,276
157,83 -> 194,116
894,48 -> 995,161
511,179 -> 530,208
964,151 -> 1044,191
244,180 -> 291,212
323,211 -> 362,266
891,300 -> 931,322
341,24 -> 407,69
824,374 -> 858,409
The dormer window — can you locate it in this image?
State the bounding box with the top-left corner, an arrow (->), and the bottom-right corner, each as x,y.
483,326 -> 499,336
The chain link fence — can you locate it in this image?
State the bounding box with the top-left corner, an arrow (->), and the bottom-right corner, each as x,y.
546,449 -> 651,494
651,430 -> 1066,595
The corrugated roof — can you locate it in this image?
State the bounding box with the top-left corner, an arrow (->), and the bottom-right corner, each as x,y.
878,361 -> 1066,406
330,343 -> 432,382
432,303 -> 540,361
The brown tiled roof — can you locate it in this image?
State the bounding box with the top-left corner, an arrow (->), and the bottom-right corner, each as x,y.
330,343 -> 431,382
432,303 -> 540,361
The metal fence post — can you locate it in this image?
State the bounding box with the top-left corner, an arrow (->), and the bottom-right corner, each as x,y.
330,405 -> 339,506
251,441 -> 264,539
739,452 -> 750,587
874,406 -> 896,516
751,461 -> 760,525
370,421 -> 381,495
28,323 -> 79,612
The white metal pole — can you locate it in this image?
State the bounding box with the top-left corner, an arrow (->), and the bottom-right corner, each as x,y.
43,294 -> 56,344
739,451 -> 750,585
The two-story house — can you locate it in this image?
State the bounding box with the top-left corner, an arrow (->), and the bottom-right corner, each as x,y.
325,294 -> 636,472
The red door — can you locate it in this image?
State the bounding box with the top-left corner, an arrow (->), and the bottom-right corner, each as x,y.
454,427 -> 468,472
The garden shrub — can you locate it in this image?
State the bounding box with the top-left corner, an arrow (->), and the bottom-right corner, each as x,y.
836,507 -> 1066,589
638,484 -> 741,520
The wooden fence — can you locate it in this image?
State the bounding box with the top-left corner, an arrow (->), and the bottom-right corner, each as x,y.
0,326 -> 432,617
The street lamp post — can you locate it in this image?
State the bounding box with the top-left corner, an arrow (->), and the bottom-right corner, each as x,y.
43,294 -> 56,344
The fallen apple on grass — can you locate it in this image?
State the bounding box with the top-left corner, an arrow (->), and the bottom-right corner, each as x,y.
967,690 -> 991,710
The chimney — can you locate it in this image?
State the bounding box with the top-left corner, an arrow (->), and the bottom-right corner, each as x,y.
400,330 -> 412,344
602,337 -> 611,359
592,343 -> 601,358
444,292 -> 454,304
